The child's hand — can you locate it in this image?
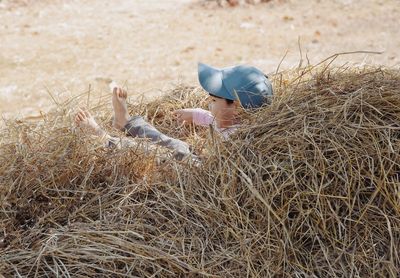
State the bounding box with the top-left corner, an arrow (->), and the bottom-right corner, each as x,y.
173,109 -> 194,124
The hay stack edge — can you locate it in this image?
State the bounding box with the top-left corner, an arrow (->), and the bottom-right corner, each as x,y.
1,66 -> 399,277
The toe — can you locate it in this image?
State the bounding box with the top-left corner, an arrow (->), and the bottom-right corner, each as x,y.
117,88 -> 123,98
75,114 -> 82,123
77,110 -> 86,120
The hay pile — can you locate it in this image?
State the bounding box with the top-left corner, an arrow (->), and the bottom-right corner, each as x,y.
1,66 -> 399,277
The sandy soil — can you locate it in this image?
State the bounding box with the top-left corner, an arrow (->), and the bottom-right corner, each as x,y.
0,0 -> 399,119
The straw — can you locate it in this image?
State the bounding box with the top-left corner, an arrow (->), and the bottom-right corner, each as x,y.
1,65 -> 399,277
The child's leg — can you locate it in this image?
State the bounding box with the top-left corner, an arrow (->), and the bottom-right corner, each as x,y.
75,108 -> 153,153
106,135 -> 155,153
112,87 -> 130,130
74,105 -> 191,161
112,87 -> 191,160
124,116 -> 191,161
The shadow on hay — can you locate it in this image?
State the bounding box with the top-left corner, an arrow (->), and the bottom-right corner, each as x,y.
0,66 -> 399,277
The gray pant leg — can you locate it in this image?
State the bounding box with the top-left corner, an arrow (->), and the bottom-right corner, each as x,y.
124,116 -> 191,160
107,136 -> 142,149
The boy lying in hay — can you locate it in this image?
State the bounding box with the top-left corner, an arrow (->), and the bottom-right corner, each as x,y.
74,63 -> 273,160
2,66 -> 400,277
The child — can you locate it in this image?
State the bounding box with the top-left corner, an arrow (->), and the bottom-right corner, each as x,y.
75,63 -> 273,160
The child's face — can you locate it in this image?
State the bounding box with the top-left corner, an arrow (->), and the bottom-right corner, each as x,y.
208,96 -> 238,128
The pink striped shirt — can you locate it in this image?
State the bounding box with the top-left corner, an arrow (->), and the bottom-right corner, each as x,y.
183,108 -> 239,140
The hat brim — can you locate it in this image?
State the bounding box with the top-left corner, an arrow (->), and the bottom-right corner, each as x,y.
198,63 -> 234,100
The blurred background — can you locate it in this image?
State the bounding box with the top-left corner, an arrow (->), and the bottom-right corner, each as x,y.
0,0 -> 399,118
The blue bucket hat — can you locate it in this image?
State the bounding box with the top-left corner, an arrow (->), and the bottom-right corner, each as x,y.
198,62 -> 273,108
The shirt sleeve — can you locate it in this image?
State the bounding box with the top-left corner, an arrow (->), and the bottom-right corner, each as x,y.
193,108 -> 215,126
183,108 -> 214,126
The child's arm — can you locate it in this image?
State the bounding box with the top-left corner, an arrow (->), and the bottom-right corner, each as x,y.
174,108 -> 214,126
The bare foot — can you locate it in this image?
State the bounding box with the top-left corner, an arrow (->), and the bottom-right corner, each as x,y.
112,87 -> 130,130
75,108 -> 107,137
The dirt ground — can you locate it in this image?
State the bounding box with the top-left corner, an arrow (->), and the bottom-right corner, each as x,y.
0,0 -> 399,119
